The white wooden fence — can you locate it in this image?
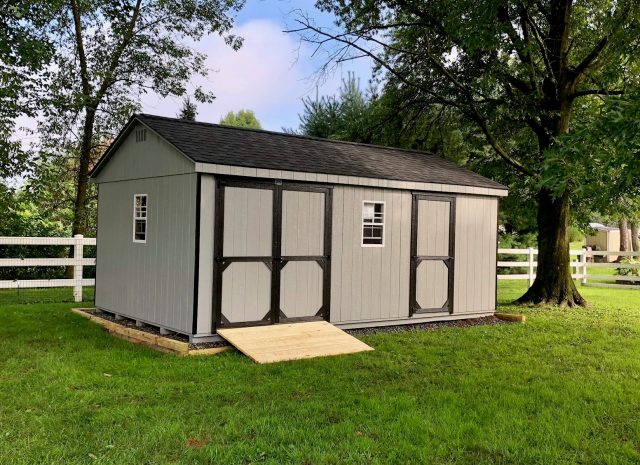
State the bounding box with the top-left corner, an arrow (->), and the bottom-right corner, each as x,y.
498,248 -> 640,289
0,235 -> 96,302
1,238 -> 638,304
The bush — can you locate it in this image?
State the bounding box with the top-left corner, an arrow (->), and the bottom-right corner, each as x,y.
568,226 -> 585,244
498,232 -> 537,249
613,257 -> 640,285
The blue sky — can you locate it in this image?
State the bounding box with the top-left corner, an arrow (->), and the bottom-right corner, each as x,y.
140,0 -> 373,131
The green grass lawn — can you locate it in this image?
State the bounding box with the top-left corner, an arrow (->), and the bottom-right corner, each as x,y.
1,283 -> 639,464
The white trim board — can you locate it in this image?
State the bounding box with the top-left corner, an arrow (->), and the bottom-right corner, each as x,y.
194,163 -> 508,197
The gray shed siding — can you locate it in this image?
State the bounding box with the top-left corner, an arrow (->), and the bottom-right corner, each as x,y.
94,122 -> 198,333
96,123 -> 194,183
330,185 -> 498,323
330,185 -> 413,323
453,195 -> 498,314
195,175 -> 215,334
95,174 -> 197,332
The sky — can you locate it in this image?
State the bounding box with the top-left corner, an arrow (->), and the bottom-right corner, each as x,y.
141,0 -> 373,131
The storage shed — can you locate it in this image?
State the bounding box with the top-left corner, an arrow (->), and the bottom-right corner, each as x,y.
585,223 -> 625,262
90,114 -> 508,342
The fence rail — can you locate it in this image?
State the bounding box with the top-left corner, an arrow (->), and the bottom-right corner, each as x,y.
2,238 -> 638,304
0,235 -> 96,302
498,247 -> 640,290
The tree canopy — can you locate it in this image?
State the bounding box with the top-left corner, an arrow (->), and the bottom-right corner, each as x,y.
219,110 -> 262,129
2,0 -> 244,237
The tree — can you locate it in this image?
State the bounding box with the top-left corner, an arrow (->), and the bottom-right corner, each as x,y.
631,222 -> 640,253
0,1 -> 62,178
178,96 -> 198,121
291,0 -> 640,306
296,73 -> 373,142
219,110 -> 262,129
619,219 -> 631,254
4,0 -> 243,239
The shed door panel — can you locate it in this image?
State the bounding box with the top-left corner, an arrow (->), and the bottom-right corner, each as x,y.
279,188 -> 330,322
221,262 -> 271,323
410,195 -> 455,315
216,183 -> 275,327
417,200 -> 450,256
223,187 -> 272,257
281,190 -> 325,256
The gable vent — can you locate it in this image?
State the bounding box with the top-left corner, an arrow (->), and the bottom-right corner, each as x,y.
135,128 -> 147,143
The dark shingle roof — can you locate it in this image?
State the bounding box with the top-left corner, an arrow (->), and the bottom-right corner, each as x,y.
133,114 -> 506,190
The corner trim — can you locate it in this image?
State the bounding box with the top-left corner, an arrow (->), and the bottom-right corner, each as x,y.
191,173 -> 202,334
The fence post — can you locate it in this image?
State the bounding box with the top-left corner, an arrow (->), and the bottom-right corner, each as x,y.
581,249 -> 588,285
528,247 -> 535,287
73,234 -> 83,302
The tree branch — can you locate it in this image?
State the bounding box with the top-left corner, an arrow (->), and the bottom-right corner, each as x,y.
288,20 -> 460,108
95,0 -> 143,103
569,89 -> 625,100
573,36 -> 608,77
70,0 -> 92,100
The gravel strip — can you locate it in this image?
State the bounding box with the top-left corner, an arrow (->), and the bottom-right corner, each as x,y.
345,315 -> 507,336
188,341 -> 230,350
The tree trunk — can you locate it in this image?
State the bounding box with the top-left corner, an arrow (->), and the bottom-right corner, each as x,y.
517,189 -> 586,307
66,108 -> 96,277
72,108 -> 96,237
631,222 -> 640,252
618,218 -> 630,256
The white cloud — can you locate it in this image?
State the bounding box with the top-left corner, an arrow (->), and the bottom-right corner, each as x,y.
141,18 -> 372,131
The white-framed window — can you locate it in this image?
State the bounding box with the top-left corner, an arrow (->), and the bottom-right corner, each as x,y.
133,194 -> 147,243
362,201 -> 385,247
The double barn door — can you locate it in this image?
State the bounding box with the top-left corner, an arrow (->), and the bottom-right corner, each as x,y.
213,179 -> 332,328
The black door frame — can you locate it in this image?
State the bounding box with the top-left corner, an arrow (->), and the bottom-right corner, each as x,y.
409,193 -> 456,315
212,177 -> 332,330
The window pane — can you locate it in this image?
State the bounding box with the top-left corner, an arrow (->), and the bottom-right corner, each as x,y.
363,202 -> 375,221
134,221 -> 146,240
362,202 -> 384,245
363,237 -> 383,245
362,225 -> 383,244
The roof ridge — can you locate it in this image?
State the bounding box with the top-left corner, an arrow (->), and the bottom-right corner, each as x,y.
137,113 -> 452,160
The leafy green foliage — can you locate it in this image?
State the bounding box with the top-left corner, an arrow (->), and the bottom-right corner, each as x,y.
0,0 -> 62,177
3,0 -> 244,236
0,180 -> 77,280
219,109 -> 262,129
615,258 -> 639,278
177,96 -> 198,121
543,93 -> 640,222
296,73 -> 374,142
568,226 -> 585,244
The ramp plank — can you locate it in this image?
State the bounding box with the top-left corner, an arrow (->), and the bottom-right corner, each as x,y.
217,321 -> 373,363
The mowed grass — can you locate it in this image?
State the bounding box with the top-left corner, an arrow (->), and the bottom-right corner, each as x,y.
1,283 -> 639,464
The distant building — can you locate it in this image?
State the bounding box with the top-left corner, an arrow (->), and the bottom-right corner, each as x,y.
585,223 -> 629,262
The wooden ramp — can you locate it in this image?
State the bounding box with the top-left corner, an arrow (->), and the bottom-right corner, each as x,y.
217,321 -> 374,364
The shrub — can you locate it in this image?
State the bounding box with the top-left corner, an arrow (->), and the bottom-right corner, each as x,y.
568,226 -> 585,244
